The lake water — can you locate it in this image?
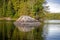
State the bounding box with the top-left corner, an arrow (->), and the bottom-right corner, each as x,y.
0,20 -> 60,40
43,20 -> 60,40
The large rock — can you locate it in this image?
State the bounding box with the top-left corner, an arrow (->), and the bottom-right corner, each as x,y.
14,15 -> 40,32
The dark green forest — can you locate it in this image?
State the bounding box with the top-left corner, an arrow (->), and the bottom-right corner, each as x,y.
0,0 -> 46,20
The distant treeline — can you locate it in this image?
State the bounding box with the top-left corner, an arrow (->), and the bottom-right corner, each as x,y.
45,13 -> 60,20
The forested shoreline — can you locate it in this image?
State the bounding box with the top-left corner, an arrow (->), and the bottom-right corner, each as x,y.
0,0 -> 45,20
0,0 -> 60,20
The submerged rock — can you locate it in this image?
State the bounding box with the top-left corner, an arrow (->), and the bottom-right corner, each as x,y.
14,15 -> 40,32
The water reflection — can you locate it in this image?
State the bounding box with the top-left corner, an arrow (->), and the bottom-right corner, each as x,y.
44,20 -> 60,40
0,20 -> 43,40
0,20 -> 15,40
0,20 -> 60,40
44,20 -> 60,23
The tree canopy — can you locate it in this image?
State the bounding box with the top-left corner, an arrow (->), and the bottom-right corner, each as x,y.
0,0 -> 47,21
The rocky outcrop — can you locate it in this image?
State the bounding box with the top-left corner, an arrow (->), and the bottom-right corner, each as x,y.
14,15 -> 40,32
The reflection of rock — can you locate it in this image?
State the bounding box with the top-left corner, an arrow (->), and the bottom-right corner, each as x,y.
14,15 -> 40,32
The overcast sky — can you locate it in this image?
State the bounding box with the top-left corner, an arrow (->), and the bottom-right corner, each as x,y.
46,0 -> 60,13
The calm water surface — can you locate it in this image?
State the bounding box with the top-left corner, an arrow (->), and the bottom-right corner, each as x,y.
44,20 -> 60,40
0,20 -> 60,40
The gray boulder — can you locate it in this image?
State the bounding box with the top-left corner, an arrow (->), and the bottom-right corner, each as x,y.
14,15 -> 40,32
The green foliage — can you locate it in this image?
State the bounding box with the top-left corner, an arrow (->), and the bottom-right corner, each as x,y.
6,0 -> 13,17
0,0 -> 46,19
0,0 -> 3,17
45,13 -> 60,20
